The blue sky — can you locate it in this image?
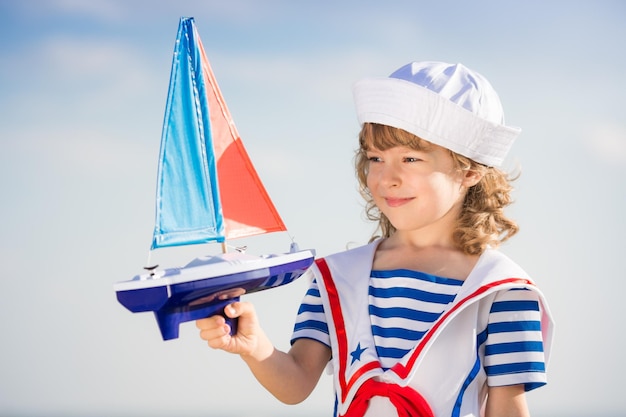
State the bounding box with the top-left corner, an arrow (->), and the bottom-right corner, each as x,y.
1,1 -> 625,416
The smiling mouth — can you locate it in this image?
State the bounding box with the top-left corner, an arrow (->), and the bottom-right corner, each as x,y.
384,197 -> 414,207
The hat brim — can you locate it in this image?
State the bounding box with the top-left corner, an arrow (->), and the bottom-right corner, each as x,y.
353,77 -> 521,167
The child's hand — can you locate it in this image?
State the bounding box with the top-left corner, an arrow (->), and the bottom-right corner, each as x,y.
196,301 -> 273,361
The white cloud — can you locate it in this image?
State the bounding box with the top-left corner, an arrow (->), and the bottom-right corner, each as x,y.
11,0 -> 290,24
52,0 -> 127,21
9,0 -> 128,23
585,122 -> 626,165
38,35 -> 163,93
4,126 -> 156,182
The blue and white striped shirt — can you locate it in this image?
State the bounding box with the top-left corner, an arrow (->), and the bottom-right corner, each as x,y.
292,269 -> 546,390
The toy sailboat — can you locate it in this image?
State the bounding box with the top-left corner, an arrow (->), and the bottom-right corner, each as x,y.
114,17 -> 315,340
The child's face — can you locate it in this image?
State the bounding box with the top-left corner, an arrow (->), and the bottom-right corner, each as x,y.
365,141 -> 469,238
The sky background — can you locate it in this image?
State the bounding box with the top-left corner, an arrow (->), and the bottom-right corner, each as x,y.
1,1 -> 625,416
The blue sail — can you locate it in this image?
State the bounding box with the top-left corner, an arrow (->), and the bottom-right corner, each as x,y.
151,17 -> 224,249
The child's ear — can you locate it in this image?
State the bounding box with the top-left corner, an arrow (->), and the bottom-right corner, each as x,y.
462,169 -> 483,188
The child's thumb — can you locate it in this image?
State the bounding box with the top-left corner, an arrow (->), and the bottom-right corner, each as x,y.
224,301 -> 252,319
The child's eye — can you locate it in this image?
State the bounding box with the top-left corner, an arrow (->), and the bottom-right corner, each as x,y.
367,156 -> 382,163
403,157 -> 422,163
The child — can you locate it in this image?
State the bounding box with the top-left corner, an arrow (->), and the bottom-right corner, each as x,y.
196,61 -> 554,417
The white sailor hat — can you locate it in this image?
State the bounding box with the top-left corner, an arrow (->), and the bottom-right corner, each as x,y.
353,61 -> 521,167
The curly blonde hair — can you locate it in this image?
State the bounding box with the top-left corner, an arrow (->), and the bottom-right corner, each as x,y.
355,123 -> 519,255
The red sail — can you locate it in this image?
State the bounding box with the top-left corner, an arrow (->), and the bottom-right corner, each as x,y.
197,36 -> 286,239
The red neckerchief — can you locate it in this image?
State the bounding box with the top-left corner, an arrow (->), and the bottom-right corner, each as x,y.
342,377 -> 434,417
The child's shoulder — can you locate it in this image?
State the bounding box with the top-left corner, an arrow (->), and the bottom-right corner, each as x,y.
471,249 -> 532,282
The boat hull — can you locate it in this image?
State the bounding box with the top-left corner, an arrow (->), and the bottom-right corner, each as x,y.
115,250 -> 314,340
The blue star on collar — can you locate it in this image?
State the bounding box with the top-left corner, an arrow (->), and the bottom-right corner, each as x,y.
350,343 -> 367,364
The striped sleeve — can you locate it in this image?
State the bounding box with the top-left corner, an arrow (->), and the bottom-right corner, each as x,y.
291,278 -> 331,347
483,288 -> 547,391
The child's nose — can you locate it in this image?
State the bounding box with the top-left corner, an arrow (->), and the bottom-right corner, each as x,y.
380,163 -> 401,187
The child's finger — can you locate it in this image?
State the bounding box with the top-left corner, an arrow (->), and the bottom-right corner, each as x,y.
195,315 -> 225,330
201,325 -> 232,349
224,301 -> 253,319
